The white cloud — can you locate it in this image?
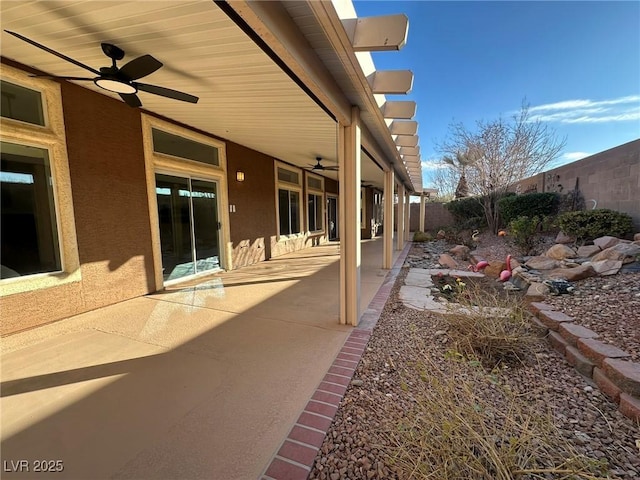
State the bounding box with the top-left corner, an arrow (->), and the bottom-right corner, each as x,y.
421,159 -> 448,170
528,95 -> 640,124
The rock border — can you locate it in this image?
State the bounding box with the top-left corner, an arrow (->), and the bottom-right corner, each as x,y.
528,302 -> 640,422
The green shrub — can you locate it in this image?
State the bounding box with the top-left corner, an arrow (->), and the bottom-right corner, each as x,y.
444,197 -> 486,225
509,216 -> 542,254
413,231 -> 433,242
555,209 -> 633,244
498,192 -> 560,225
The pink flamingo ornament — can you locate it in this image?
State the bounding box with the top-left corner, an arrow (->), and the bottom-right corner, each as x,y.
499,255 -> 512,282
467,260 -> 489,273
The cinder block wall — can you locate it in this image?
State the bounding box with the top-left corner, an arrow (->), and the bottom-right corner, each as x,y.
394,202 -> 455,232
512,139 -> 640,230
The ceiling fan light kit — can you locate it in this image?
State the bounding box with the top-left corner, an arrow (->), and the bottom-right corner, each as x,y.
4,30 -> 198,107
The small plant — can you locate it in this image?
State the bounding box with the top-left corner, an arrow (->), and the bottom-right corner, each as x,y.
509,215 -> 542,254
412,230 -> 433,242
433,274 -> 466,300
555,209 -> 633,244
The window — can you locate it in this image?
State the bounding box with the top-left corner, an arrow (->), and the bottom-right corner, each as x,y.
1,143 -> 61,278
152,128 -> 220,166
275,164 -> 302,237
0,67 -> 79,294
306,174 -> 324,233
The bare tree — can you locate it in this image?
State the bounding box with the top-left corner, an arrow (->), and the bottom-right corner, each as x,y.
438,103 -> 566,233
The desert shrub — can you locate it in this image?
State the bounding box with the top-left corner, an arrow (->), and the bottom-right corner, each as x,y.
555,209 -> 633,244
412,231 -> 433,242
509,215 -> 542,254
445,197 -> 486,225
498,192 -> 560,225
384,356 -> 604,480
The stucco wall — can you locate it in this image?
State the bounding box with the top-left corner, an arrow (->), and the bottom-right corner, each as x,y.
2,81 -> 155,335
512,139 -> 640,230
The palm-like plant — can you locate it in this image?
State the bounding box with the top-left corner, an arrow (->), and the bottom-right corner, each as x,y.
443,150 -> 476,198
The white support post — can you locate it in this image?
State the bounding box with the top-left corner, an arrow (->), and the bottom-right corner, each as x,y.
339,106 -> 362,326
404,191 -> 411,243
383,169 -> 394,269
396,183 -> 405,250
419,194 -> 426,232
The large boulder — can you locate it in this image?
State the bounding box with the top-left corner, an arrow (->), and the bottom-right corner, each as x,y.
449,244 -> 470,260
484,260 -> 506,278
525,256 -> 561,270
555,231 -> 574,244
545,244 -> 577,260
438,253 -> 458,269
548,264 -> 596,282
593,236 -> 621,250
589,260 -> 623,276
577,245 -> 601,258
591,243 -> 640,264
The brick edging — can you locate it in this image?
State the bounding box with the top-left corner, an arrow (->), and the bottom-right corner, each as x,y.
528,302 -> 640,422
260,242 -> 412,480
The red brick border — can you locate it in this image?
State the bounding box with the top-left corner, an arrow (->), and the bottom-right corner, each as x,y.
260,243 -> 411,480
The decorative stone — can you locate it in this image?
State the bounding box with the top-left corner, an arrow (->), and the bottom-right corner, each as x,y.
449,245 -> 470,260
526,282 -> 550,297
593,367 -> 622,403
635,233 -> 640,242
592,243 -> 640,263
593,235 -> 621,250
528,302 -> 554,315
548,264 -> 596,282
537,310 -> 573,331
555,231 -> 574,244
577,245 -> 601,257
484,260 -> 506,278
619,393 -> 640,422
436,229 -> 446,239
525,256 -> 561,270
546,244 -> 577,260
577,338 -> 631,368
558,323 -> 600,347
565,345 -> 595,378
602,358 -> 640,396
548,331 -> 569,355
589,259 -> 623,276
438,253 -> 458,269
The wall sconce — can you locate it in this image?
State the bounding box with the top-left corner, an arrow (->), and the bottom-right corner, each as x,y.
236,171 -> 245,182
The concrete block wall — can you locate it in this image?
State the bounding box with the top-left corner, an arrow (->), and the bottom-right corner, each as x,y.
396,202 -> 455,232
512,139 -> 640,230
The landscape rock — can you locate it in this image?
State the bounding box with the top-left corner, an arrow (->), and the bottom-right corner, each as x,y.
546,244 -> 577,260
555,231 -> 575,244
634,233 -> 640,242
436,229 -> 446,239
593,236 -> 621,250
592,243 -> 640,264
548,264 -> 596,282
437,253 -> 458,269
589,260 -> 623,276
484,260 -> 506,278
577,245 -> 601,258
525,256 -> 561,270
526,282 -> 550,297
449,245 -> 470,260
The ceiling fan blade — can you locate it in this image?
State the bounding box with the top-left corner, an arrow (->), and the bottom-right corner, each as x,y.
135,82 -> 198,103
5,30 -> 101,76
119,93 -> 142,108
30,75 -> 94,81
119,55 -> 163,81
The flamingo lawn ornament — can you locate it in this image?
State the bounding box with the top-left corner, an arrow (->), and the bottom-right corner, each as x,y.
499,255 -> 512,282
468,260 -> 489,273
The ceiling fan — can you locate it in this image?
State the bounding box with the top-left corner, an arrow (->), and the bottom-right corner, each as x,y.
4,30 -> 199,108
308,157 -> 339,172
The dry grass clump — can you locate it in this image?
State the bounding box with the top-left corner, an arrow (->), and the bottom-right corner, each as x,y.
383,358 -> 609,480
443,282 -> 541,368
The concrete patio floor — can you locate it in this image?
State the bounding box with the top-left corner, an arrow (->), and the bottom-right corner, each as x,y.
1,237 -> 404,480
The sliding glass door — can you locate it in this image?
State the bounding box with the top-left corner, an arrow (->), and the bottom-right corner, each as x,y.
155,173 -> 220,282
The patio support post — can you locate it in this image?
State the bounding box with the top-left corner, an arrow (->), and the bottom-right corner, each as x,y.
404,191 -> 411,243
396,182 -> 405,250
419,194 -> 425,232
339,106 -> 362,326
383,169 -> 394,269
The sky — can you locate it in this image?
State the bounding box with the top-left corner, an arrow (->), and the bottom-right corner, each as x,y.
352,0 -> 640,189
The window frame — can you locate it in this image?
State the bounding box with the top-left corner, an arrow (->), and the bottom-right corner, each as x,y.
0,65 -> 80,295
306,172 -> 325,234
274,162 -> 303,240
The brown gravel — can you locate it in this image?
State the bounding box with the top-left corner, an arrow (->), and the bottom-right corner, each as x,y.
309,242 -> 640,480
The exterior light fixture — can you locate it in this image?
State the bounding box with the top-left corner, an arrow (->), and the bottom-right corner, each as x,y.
94,78 -> 138,94
236,171 -> 245,182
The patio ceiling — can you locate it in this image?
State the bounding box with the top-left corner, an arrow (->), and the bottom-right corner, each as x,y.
0,0 -> 408,190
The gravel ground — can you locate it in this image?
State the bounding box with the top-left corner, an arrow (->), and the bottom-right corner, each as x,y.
309,241 -> 640,480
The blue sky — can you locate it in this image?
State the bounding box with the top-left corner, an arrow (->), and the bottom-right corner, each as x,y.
353,1 -> 640,188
